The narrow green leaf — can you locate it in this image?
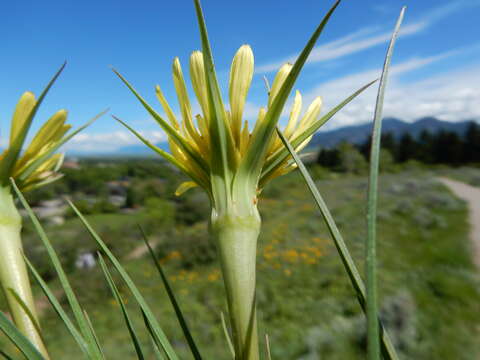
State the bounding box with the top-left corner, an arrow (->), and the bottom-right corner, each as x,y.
260,79 -> 377,184
220,312 -> 235,359
112,69 -> 209,175
18,109 -> 108,183
142,310 -> 166,359
241,0 -> 341,182
10,179 -> 104,359
6,289 -> 45,346
24,257 -> 89,356
67,200 -> 179,360
365,7 -> 405,360
83,310 -> 105,359
0,349 -> 14,360
275,129 -> 399,360
138,226 -> 202,360
0,311 -> 45,360
97,253 -> 145,360
193,0 -> 236,186
265,334 -> 272,360
0,63 -> 66,186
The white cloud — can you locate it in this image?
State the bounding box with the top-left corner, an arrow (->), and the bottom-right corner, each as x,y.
63,130 -> 167,153
300,54 -> 480,131
255,0 -> 480,74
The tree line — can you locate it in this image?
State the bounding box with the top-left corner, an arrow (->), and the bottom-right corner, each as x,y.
317,121 -> 480,171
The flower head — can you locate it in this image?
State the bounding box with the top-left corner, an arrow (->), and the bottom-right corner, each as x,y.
114,0 -> 371,215
0,92 -> 70,192
0,65 -> 102,192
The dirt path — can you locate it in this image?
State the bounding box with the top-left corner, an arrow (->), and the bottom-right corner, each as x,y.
438,177 -> 480,268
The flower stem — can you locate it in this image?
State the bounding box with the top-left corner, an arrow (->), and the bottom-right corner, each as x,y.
211,211 -> 260,360
0,186 -> 49,358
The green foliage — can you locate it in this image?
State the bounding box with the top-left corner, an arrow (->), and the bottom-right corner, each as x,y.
337,142 -> 368,174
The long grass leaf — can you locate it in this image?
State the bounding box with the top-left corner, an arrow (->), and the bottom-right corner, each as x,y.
265,334 -> 272,360
83,311 -> 105,359
6,289 -> 45,346
220,312 -> 235,359
24,257 -> 89,356
365,7 -> 405,360
0,349 -> 14,360
97,253 -> 145,360
138,226 -> 202,360
67,200 -> 179,360
10,179 -> 104,359
193,0 -> 236,185
0,311 -> 45,360
275,129 -> 399,360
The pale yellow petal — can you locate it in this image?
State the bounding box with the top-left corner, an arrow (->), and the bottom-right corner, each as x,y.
24,110 -> 68,157
297,96 -> 322,133
229,45 -> 254,146
284,91 -> 302,138
172,57 -> 202,145
239,120 -> 250,155
10,92 -> 36,145
175,181 -> 198,196
155,85 -> 179,129
189,51 -> 210,120
268,63 -> 293,108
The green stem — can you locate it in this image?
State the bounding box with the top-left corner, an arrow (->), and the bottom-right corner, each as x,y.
211,211 -> 260,360
0,186 -> 49,358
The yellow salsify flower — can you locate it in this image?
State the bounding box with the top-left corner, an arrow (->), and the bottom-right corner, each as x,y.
0,92 -> 70,192
113,39 -> 372,211
153,47 -> 323,196
113,1 -> 374,358
0,73 -> 104,193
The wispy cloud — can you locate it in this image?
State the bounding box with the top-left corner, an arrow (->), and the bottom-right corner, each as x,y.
255,0 -> 480,74
299,50 -> 480,130
63,130 -> 167,153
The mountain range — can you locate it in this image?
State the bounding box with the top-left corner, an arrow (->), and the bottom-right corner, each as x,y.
307,117 -> 476,149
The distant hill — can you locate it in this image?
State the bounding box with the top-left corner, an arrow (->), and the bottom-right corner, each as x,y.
309,117 -> 476,148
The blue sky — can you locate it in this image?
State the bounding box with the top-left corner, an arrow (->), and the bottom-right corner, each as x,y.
1,0 -> 479,152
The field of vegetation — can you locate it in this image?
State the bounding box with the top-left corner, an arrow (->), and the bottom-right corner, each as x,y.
1,159 -> 478,359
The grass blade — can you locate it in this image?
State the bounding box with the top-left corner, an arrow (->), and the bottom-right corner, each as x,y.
365,7 -> 405,360
24,257 -> 89,356
0,311 -> 45,360
0,349 -> 14,360
10,179 -> 104,359
83,310 -> 105,359
138,226 -> 202,360
67,199 -> 179,360
265,334 -> 272,360
97,253 -> 145,360
275,129 -> 399,360
220,312 -> 235,359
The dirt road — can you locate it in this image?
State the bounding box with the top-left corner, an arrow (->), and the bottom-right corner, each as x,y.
438,177 -> 480,268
